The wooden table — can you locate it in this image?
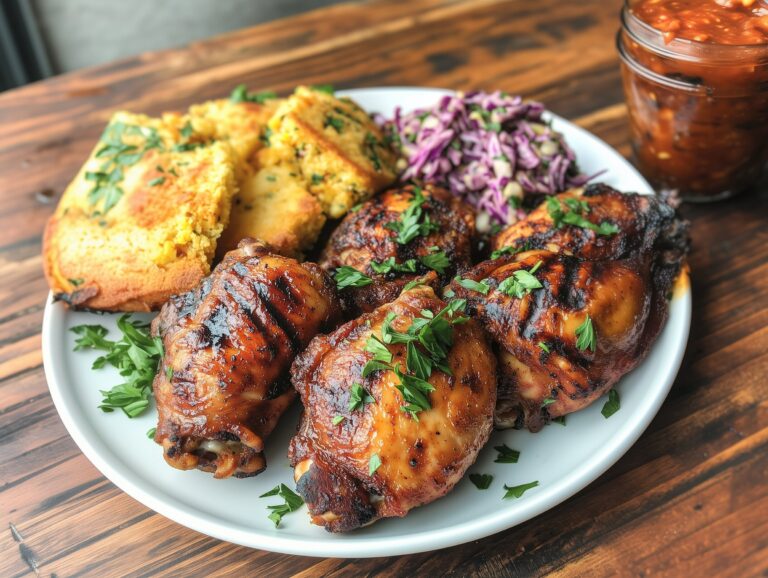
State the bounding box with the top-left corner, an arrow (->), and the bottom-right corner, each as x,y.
1,0 -> 766,575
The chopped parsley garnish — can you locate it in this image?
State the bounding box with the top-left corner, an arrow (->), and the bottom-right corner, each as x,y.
332,415 -> 345,425
370,257 -> 418,275
362,300 -> 468,420
259,484 -> 304,527
385,187 -> 440,245
469,473 -> 493,490
538,341 -> 550,353
165,366 -> 173,381
311,173 -> 324,185
148,176 -> 165,187
229,84 -> 278,104
503,481 -> 539,499
546,196 -> 619,236
324,114 -> 344,133
70,315 -> 163,418
601,389 -> 620,418
575,314 -> 596,352
348,382 -> 375,411
87,121 -> 165,214
455,276 -> 490,295
541,397 -> 556,406
402,279 -> 426,292
494,444 -> 520,464
364,132 -> 383,171
497,260 -> 543,298
68,278 -> 85,287
333,266 -> 373,290
490,245 -> 522,260
311,83 -> 335,94
146,427 -> 156,439
369,453 -> 382,476
552,416 -> 566,426
419,248 -> 451,274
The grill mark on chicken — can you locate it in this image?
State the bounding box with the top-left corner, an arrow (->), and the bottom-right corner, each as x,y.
252,281 -> 302,354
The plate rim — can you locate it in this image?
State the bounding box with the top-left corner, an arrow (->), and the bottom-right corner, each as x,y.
41,86 -> 692,558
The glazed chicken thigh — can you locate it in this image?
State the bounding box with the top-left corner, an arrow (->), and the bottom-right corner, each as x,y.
289,285 -> 497,531
152,239 -> 342,478
320,183 -> 476,315
454,185 -> 689,431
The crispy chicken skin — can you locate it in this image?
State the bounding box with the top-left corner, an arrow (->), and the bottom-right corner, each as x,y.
319,183 -> 476,315
152,239 -> 342,478
492,183 -> 686,261
289,286 -> 497,532
454,187 -> 689,431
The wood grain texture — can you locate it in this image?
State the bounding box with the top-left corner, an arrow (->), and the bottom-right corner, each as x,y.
1,0 -> 766,576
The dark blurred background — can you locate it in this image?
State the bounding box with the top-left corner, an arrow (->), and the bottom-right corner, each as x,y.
0,0 -> 343,91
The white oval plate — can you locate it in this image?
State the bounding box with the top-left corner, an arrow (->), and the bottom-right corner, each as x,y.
42,87 -> 691,558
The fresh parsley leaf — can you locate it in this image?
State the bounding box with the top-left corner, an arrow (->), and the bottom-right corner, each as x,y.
497,260 -> 544,298
547,197 -> 619,236
385,187 -> 440,245
165,366 -> 173,381
406,341 -> 433,381
148,176 -> 165,187
259,483 -> 304,527
538,341 -> 550,353
324,114 -> 344,133
552,416 -> 566,426
503,481 -> 539,499
365,334 -> 393,364
575,314 -> 596,352
494,444 -> 520,464
349,382 -> 375,411
402,279 -> 426,292
332,415 -> 345,425
455,276 -> 490,295
311,83 -> 335,94
541,397 -> 556,406
146,427 -> 156,439
469,473 -> 493,490
230,84 -> 278,104
311,173 -> 324,185
601,389 -> 620,418
490,245 -> 522,260
334,266 -> 373,290
70,315 -> 163,418
393,364 -> 434,420
419,249 -> 451,274
369,453 -> 382,476
68,278 -> 85,287
370,257 -> 417,275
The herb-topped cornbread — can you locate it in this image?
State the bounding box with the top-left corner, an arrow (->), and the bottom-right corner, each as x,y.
43,111 -> 237,311
268,86 -> 398,217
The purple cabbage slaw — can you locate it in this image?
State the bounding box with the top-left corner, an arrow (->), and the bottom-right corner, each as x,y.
381,91 -> 595,230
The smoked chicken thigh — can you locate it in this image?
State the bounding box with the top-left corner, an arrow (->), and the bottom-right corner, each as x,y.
455,187 -> 689,431
320,183 -> 476,315
152,238 -> 342,478
492,183 -> 687,262
289,285 -> 497,532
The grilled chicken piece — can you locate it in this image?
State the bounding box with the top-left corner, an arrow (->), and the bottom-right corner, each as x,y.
320,183 -> 476,315
492,183 -> 686,261
453,190 -> 689,431
289,285 -> 497,532
152,238 -> 342,478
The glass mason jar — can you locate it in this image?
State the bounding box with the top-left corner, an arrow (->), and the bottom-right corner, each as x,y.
618,1 -> 768,202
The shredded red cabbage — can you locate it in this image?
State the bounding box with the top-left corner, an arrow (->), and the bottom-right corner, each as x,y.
381,91 -> 594,230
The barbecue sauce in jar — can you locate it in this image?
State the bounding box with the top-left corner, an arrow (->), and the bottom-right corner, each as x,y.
618,0 -> 768,201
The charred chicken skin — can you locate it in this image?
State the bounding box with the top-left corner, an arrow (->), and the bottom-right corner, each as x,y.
454,186 -> 689,431
289,285 -> 497,532
152,238 -> 342,478
492,183 -> 687,262
320,183 -> 476,315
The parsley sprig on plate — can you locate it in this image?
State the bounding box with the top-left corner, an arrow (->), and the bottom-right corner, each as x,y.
260,484 -> 304,527
361,299 -> 468,420
546,196 -> 619,236
70,315 -> 163,418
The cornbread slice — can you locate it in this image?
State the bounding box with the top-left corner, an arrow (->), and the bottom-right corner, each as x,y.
217,148 -> 325,258
43,111 -> 237,312
268,86 -> 398,217
187,97 -> 281,174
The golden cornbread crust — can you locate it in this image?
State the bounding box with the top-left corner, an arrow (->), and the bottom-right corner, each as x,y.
43,111 -> 237,312
268,86 -> 398,217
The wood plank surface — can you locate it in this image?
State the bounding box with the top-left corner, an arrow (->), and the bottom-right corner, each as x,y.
1,0 -> 766,576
